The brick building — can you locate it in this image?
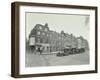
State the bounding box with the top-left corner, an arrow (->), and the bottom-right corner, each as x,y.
28,23 -> 89,53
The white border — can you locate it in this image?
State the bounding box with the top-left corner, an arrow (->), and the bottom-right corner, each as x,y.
19,6 -> 95,74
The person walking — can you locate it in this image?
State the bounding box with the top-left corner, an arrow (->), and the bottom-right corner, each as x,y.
40,46 -> 43,55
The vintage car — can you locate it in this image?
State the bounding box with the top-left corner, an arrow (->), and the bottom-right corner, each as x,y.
56,51 -> 68,57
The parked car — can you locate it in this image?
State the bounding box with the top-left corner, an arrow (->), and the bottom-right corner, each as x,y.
56,51 -> 69,57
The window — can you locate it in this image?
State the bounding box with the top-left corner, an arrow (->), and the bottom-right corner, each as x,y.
61,37 -> 64,40
50,34 -> 52,38
59,36 -> 61,40
37,31 -> 40,35
45,28 -> 48,31
59,42 -> 61,45
47,34 -> 49,37
40,39 -> 43,43
42,32 -> 45,35
37,38 -> 40,43
29,37 -> 35,45
43,39 -> 45,43
39,26 -> 42,29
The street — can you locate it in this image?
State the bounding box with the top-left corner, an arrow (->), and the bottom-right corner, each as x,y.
25,50 -> 89,67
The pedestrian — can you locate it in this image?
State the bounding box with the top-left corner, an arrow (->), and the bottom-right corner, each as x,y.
40,47 -> 43,55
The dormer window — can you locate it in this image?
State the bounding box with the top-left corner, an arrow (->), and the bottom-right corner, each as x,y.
45,28 -> 48,31
39,26 -> 42,29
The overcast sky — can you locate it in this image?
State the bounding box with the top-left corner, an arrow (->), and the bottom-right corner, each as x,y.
26,12 -> 89,41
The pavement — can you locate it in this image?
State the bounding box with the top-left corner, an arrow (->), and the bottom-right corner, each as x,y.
25,50 -> 89,67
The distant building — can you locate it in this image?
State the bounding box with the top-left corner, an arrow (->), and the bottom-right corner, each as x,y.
29,23 -> 89,53
77,36 -> 89,50
70,34 -> 78,48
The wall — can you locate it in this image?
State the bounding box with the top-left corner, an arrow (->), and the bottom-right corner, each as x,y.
0,0 -> 100,80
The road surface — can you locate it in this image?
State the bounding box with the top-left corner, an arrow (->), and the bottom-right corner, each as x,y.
25,50 -> 89,67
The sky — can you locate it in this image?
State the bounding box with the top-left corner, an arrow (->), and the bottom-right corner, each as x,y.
26,12 -> 89,41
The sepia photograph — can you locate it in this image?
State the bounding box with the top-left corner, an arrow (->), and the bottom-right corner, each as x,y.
25,12 -> 90,67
